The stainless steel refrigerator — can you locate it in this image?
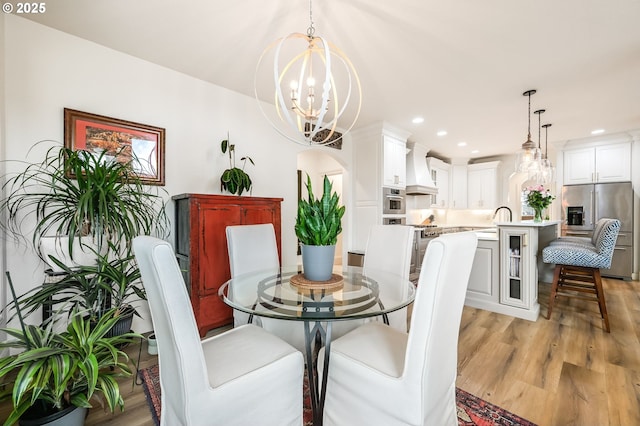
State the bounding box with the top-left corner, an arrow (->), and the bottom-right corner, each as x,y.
561,182 -> 633,279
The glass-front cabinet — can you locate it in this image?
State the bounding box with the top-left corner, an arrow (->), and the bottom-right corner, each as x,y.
499,227 -> 535,310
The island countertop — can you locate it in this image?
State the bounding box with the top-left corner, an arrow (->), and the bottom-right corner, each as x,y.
494,220 -> 562,228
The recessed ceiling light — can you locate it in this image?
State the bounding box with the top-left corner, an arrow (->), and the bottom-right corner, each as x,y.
437,130 -> 447,137
457,142 -> 467,147
471,150 -> 479,154
412,117 -> 424,124
591,129 -> 605,135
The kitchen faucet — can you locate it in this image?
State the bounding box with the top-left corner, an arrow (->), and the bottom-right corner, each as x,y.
493,206 -> 512,222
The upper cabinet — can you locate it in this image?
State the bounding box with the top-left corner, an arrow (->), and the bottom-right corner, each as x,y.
450,163 -> 468,209
467,161 -> 501,209
563,142 -> 631,185
427,157 -> 450,207
383,135 -> 407,189
425,158 -> 500,209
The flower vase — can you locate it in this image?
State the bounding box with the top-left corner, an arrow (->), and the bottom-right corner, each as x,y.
533,208 -> 543,223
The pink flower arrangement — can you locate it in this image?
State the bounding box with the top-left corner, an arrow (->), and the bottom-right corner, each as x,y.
523,185 -> 555,210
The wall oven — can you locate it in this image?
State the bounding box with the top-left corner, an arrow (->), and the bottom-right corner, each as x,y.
383,217 -> 405,225
382,187 -> 406,215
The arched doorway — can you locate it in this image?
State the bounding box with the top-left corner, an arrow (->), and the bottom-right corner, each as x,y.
297,150 -> 348,266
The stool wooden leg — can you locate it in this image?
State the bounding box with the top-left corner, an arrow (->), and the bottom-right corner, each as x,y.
547,265 -> 562,320
592,269 -> 610,333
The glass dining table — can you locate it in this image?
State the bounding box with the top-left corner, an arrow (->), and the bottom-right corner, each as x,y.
218,265 -> 416,426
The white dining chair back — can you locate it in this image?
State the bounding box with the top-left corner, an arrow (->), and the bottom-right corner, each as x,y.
320,232 -> 478,425
133,236 -> 303,426
226,223 -> 279,327
226,223 -> 280,277
226,223 -> 306,352
364,224 -> 415,332
405,231 -> 477,423
363,224 -> 414,281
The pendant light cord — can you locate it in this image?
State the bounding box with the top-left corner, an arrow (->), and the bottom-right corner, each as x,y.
527,92 -> 532,139
535,109 -> 545,150
543,123 -> 552,160
307,0 -> 315,37
538,111 -> 541,149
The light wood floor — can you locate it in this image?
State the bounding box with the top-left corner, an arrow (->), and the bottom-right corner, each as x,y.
2,276 -> 638,425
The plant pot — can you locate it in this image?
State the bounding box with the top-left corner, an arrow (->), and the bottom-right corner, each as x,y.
106,305 -> 135,338
39,235 -> 106,273
301,244 -> 336,281
147,333 -> 158,355
19,404 -> 87,426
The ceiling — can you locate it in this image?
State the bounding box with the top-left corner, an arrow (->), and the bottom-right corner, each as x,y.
21,0 -> 640,160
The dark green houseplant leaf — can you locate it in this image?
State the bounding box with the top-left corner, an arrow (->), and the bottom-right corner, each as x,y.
295,174 -> 345,246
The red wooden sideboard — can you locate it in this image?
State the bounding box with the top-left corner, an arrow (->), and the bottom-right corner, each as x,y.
172,194 -> 283,337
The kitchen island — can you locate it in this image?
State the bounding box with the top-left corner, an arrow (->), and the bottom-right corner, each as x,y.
465,221 -> 560,321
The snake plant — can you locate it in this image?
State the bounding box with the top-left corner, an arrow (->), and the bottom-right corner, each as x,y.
295,174 -> 345,246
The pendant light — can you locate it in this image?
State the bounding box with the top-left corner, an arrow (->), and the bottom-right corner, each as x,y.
515,90 -> 542,173
255,0 -> 362,146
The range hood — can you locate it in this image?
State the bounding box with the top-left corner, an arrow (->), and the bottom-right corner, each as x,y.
405,141 -> 438,195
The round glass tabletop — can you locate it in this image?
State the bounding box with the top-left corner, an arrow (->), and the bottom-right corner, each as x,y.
219,266 -> 416,322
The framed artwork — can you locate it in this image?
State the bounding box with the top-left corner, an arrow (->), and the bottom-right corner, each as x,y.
63,108 -> 166,185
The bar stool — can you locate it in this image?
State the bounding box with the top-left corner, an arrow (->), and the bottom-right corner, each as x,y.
542,218 -> 620,333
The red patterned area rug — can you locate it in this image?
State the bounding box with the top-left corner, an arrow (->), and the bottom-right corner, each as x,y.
139,365 -> 536,426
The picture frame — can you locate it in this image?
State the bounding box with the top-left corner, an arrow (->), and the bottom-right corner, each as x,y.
64,108 -> 166,186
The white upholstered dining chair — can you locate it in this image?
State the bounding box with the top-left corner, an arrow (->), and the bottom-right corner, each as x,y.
363,224 -> 415,331
225,223 -> 280,328
319,232 -> 478,425
133,236 -> 304,426
330,224 -> 416,339
226,223 -> 306,352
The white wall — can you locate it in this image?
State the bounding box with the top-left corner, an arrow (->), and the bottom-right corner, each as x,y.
1,15 -> 354,331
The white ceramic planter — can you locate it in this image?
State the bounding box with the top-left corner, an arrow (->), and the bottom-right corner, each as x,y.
147,333 -> 158,355
39,236 -> 106,272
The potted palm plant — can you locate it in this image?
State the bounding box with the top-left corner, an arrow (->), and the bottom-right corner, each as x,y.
0,143 -> 169,272
0,273 -> 138,426
295,174 -> 345,281
11,252 -> 144,337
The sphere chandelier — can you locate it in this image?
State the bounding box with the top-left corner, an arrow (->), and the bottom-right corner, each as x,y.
255,0 -> 362,146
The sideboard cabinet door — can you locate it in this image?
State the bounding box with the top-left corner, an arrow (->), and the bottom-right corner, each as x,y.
172,194 -> 283,337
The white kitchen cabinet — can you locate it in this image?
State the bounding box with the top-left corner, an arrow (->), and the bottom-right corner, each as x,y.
563,142 -> 631,185
383,135 -> 407,189
466,238 -> 499,306
426,157 -> 449,207
500,227 -> 533,309
450,163 -> 468,209
467,161 -> 500,209
351,122 -> 411,251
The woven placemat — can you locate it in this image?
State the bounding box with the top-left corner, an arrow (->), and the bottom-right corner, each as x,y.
290,273 -> 344,291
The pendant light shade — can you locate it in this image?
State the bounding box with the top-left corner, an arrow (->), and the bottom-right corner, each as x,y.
255,0 -> 362,146
515,90 -> 542,174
